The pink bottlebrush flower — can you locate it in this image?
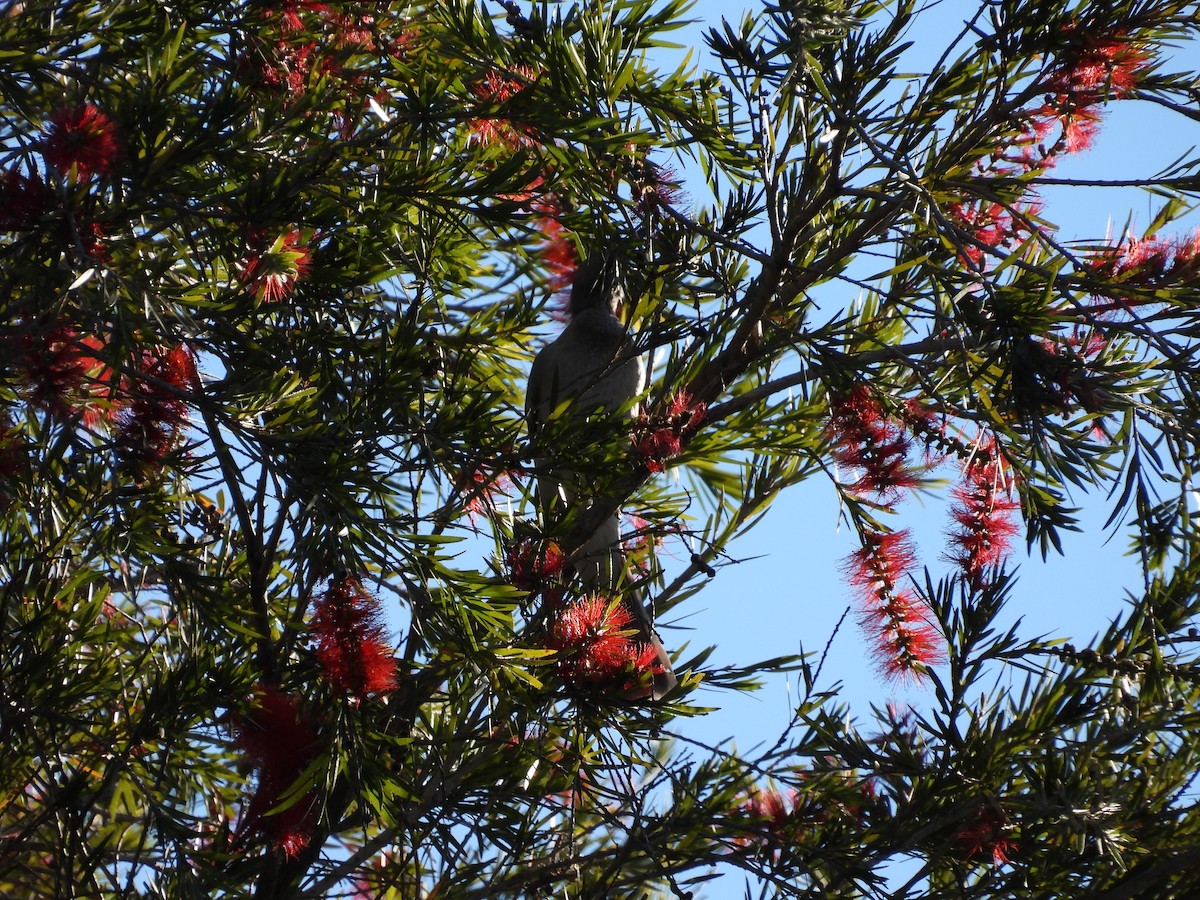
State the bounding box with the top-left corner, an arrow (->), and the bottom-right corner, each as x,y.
310,575 -> 398,698
826,387 -> 919,501
956,804 -> 1018,866
844,529 -> 945,681
40,104 -> 121,180
946,447 -> 1020,590
506,538 -> 566,593
115,343 -> 198,462
635,158 -> 686,217
0,169 -> 51,230
240,230 -> 311,302
468,65 -> 539,149
233,686 -> 320,858
546,597 -> 661,696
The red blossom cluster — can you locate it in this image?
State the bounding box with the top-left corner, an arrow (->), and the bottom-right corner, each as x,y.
944,200 -> 1040,269
826,387 -> 919,501
469,65 -> 540,149
0,169 -> 51,231
955,803 -> 1018,866
1086,229 -> 1200,305
943,28 -> 1150,270
39,104 -> 122,181
115,343 -> 199,464
246,1 -> 415,137
239,229 -> 311,302
741,785 -> 797,838
9,324 -> 118,423
533,195 -> 578,293
233,687 -> 321,858
457,460 -> 518,520
844,529 -> 945,681
946,444 -> 1019,591
310,575 -> 397,698
635,391 -> 707,473
546,597 -> 661,697
505,537 -> 566,594
1012,29 -> 1151,166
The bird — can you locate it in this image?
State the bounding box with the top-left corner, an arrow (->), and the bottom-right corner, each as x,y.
525,251 -> 677,700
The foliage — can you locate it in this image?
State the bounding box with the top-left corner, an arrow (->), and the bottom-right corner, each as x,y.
3,0 -> 1200,896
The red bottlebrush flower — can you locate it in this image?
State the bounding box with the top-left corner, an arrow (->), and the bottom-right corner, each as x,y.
1024,31 -> 1149,167
1084,231 -> 1194,310
534,197 -> 578,293
946,201 -> 1012,267
258,40 -> 318,96
546,597 -> 661,696
329,10 -> 376,49
636,427 -> 682,473
956,804 -> 1018,866
1060,105 -> 1102,154
233,686 -> 320,858
1172,230 -> 1200,281
826,387 -> 919,501
240,230 -> 311,302
265,0 -> 332,33
635,392 -> 706,473
666,390 -> 708,430
946,445 -> 1019,590
743,785 -> 794,833
0,169 -> 51,230
310,575 -> 398,698
457,461 -> 517,520
12,323 -> 113,420
115,344 -> 198,462
40,104 -> 121,180
1045,32 -> 1150,101
506,538 -> 566,593
844,529 -> 945,681
469,65 -> 539,149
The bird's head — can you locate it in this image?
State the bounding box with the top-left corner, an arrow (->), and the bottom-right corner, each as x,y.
567,252 -> 626,318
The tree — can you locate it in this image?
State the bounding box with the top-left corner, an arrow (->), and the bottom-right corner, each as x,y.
3,0 -> 1200,896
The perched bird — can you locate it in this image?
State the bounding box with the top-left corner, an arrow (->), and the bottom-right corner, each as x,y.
525,252 -> 677,700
